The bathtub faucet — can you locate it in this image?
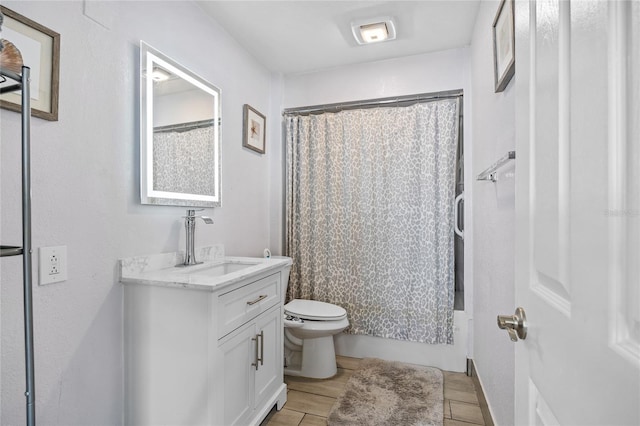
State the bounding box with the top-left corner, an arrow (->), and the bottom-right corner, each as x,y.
181,209 -> 213,266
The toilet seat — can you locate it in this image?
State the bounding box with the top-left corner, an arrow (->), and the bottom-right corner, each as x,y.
284,299 -> 347,321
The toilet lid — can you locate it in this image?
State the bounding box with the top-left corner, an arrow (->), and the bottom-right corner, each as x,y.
284,299 -> 347,321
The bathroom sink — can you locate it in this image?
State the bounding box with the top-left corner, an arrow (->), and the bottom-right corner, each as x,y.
183,261 -> 259,277
120,248 -> 292,291
168,259 -> 265,280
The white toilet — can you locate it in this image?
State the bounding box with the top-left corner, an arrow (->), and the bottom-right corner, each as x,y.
283,299 -> 349,379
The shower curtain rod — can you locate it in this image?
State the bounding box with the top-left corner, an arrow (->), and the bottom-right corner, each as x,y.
283,89 -> 463,116
153,118 -> 215,133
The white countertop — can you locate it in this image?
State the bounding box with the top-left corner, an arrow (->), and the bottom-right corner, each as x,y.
119,246 -> 291,291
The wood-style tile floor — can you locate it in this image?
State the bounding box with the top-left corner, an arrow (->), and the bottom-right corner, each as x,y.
261,356 -> 485,426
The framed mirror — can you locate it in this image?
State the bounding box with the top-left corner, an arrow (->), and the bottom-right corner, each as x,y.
140,41 -> 221,207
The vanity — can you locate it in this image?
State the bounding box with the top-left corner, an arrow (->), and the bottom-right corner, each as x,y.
120,246 -> 291,425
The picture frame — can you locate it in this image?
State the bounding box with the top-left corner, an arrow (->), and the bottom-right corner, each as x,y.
0,6 -> 60,121
242,104 -> 266,154
492,0 -> 515,93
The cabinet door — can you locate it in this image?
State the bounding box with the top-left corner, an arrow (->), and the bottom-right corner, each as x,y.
254,306 -> 282,409
218,322 -> 255,426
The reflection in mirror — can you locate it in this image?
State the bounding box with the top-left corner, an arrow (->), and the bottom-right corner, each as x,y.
140,41 -> 221,207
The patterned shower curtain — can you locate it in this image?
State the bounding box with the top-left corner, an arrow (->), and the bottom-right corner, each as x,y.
285,99 -> 460,344
153,126 -> 215,195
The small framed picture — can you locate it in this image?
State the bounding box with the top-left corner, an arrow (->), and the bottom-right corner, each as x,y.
0,6 -> 60,121
243,104 -> 266,154
492,0 -> 515,93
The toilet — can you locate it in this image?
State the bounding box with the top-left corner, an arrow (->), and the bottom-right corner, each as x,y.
283,299 -> 349,379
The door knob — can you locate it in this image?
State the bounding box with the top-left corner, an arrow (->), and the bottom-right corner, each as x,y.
497,307 -> 527,342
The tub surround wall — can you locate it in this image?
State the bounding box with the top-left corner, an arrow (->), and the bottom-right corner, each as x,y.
470,1 -> 516,425
0,1 -> 274,424
282,48 -> 473,372
334,310 -> 468,372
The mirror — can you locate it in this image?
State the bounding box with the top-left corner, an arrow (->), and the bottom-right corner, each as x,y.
140,41 -> 221,207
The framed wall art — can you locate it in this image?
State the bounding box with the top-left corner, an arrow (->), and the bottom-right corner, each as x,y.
242,104 -> 266,154
492,0 -> 515,93
0,6 -> 60,121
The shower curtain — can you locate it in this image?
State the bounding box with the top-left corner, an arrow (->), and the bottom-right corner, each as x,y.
285,99 -> 460,344
153,126 -> 215,195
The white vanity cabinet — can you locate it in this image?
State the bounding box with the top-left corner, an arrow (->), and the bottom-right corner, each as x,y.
122,255 -> 290,426
216,305 -> 281,425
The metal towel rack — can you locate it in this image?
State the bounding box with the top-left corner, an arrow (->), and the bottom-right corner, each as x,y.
476,151 -> 516,182
0,66 -> 37,425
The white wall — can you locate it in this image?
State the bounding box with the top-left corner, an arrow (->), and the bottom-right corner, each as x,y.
470,1 -> 516,424
281,48 -> 474,372
154,89 -> 214,127
0,1 -> 274,423
268,72 -> 285,255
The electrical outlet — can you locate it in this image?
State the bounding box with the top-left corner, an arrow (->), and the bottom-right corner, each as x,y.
39,246 -> 68,285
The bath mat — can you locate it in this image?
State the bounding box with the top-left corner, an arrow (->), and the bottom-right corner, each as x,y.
327,358 -> 443,426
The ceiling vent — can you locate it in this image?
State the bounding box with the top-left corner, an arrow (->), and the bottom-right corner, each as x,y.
351,17 -> 397,45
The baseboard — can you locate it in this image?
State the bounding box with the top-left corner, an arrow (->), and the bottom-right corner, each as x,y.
467,359 -> 495,426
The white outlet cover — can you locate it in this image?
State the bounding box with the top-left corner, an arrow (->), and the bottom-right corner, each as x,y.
39,245 -> 68,285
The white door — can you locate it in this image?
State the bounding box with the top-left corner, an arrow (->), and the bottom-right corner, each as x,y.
514,0 -> 639,424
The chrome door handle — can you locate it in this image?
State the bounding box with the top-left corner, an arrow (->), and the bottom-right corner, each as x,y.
258,330 -> 264,366
251,331 -> 265,370
497,307 -> 527,342
251,334 -> 259,370
454,192 -> 464,239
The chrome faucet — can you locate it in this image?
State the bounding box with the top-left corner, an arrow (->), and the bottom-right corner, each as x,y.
181,209 -> 213,266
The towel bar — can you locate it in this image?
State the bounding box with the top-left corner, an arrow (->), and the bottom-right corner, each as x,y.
477,151 -> 515,182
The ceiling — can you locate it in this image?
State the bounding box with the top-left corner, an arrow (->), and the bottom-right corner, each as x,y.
197,1 -> 481,75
